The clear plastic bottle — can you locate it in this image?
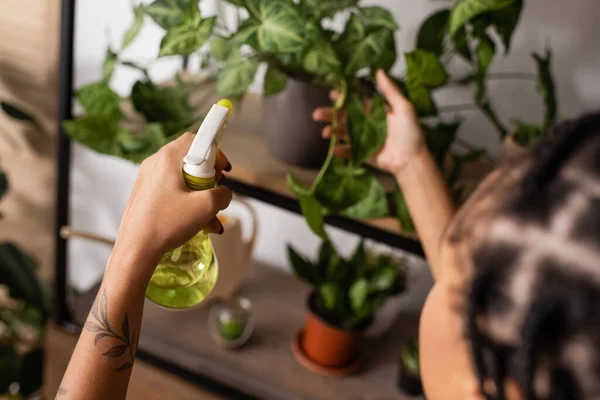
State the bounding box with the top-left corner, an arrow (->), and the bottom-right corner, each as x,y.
145,99 -> 232,309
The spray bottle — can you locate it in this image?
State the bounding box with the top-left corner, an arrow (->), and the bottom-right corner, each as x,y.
145,99 -> 233,309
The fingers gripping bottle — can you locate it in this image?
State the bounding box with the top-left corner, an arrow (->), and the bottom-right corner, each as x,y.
145,99 -> 233,309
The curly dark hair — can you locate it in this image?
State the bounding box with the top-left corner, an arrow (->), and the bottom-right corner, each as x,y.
450,113 -> 600,400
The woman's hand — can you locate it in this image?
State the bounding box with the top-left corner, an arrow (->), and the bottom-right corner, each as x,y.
313,69 -> 425,175
113,132 -> 233,267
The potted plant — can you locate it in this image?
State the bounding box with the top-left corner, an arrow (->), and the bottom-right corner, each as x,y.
288,240 -> 406,372
213,0 -> 400,168
63,0 -> 218,163
208,297 -> 255,349
0,103 -> 51,398
397,340 -> 424,396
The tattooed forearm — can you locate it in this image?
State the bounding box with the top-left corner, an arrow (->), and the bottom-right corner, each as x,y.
56,387 -> 68,398
84,289 -> 138,372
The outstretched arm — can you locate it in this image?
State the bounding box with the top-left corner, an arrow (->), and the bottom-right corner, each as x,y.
57,133 -> 233,399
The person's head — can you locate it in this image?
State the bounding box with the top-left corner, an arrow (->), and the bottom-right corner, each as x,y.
436,113 -> 600,399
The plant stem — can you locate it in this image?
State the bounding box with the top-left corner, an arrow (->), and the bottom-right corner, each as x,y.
309,82 -> 348,194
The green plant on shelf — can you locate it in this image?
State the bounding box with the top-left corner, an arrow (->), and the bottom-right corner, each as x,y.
401,340 -> 420,377
63,0 -> 217,164
62,0 -> 559,238
288,240 -> 406,329
0,104 -> 51,399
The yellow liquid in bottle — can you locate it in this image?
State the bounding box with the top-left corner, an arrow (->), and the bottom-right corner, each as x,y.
145,175 -> 219,309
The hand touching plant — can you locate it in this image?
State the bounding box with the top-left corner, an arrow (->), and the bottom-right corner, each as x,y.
314,70 -> 426,176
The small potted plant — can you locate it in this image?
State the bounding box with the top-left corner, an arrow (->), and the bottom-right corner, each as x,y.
397,340 -> 423,396
288,240 -> 406,375
209,297 -> 255,349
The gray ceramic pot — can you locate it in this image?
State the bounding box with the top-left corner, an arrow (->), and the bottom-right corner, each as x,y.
263,79 -> 331,168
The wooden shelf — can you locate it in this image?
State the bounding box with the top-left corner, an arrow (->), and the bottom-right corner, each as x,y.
73,262 -> 420,400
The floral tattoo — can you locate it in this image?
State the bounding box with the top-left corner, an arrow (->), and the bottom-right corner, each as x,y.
84,290 -> 137,372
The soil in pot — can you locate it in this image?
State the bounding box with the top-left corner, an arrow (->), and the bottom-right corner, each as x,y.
301,292 -> 369,368
263,79 -> 331,168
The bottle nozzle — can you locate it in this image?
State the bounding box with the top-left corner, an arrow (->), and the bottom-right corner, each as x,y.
183,99 -> 232,179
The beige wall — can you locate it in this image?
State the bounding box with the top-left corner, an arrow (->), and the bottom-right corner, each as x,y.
0,0 -> 61,282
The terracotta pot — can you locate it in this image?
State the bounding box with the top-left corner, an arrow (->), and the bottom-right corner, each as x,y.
263,79 -> 331,168
301,293 -> 366,368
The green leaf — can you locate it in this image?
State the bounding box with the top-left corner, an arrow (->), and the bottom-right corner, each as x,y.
318,240 -> 336,270
337,14 -> 392,76
371,266 -> 398,291
0,172 -> 7,200
287,244 -> 318,285
159,16 -> 216,57
346,95 -> 387,165
359,6 -> 399,30
252,0 -> 307,53
118,124 -> 168,163
314,159 -> 373,213
423,121 -> 461,169
349,279 -> 369,312
264,66 -> 288,96
476,32 -> 496,78
1,102 -> 40,130
488,0 -> 523,52
122,5 -> 145,50
417,9 -> 450,56
318,282 -> 341,310
146,0 -> 199,30
0,242 -> 48,315
402,341 -> 420,375
102,48 -> 118,83
130,80 -> 191,133
209,37 -> 231,61
449,0 -> 515,36
17,349 -> 44,396
407,85 -> 437,117
533,48 -> 557,131
62,116 -> 121,155
216,51 -> 259,97
231,18 -> 260,48
512,119 -> 543,147
372,32 -> 397,73
394,184 -> 415,234
0,347 -> 19,394
405,49 -> 449,88
454,25 -> 473,62
343,175 -> 389,219
76,83 -> 122,121
302,41 -> 341,76
301,0 -> 357,19
351,240 -> 367,267
287,173 -> 328,239
405,50 -> 448,117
